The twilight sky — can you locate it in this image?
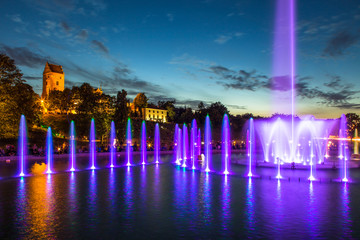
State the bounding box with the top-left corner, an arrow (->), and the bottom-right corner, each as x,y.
1,0 -> 360,118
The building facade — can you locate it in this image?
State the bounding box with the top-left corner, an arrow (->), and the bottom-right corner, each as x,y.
142,107 -> 168,123
42,62 -> 65,98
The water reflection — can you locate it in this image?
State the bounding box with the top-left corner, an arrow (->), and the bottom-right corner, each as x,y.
341,183 -> 352,238
124,166 -> 134,231
68,172 -> 77,230
15,177 -> 26,236
153,164 -> 160,209
26,174 -> 56,238
87,170 -> 97,228
198,172 -> 212,225
307,182 -> 318,238
108,168 -> 116,212
221,175 -> 231,233
246,178 -> 255,233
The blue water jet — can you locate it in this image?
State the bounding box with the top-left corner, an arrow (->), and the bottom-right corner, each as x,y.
90,118 -> 96,170
46,127 -> 53,174
18,115 -> 27,177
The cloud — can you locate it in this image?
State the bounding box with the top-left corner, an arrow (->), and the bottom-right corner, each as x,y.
166,13 -> 174,22
8,14 -> 23,23
209,65 -> 268,91
76,29 -> 88,40
23,76 -> 42,81
60,21 -> 72,33
323,30 -> 360,57
208,63 -> 360,108
226,104 -> 247,110
0,45 -> 50,68
169,53 -> 214,68
214,32 -> 243,44
91,40 -> 109,54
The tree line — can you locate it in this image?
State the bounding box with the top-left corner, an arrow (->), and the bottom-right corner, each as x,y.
1,53 -> 360,144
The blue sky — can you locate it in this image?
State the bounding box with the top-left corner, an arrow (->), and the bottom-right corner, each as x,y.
1,0 -> 360,118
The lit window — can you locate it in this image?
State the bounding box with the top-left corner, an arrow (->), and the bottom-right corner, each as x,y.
56,81 -> 59,86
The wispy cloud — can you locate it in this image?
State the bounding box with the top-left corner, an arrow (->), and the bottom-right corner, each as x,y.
214,32 -> 243,44
91,40 -> 109,54
322,30 -> 360,57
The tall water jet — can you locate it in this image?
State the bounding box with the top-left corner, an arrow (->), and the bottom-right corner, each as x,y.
354,128 -> 359,154
222,114 -> 231,175
69,121 -> 76,171
110,121 -> 116,168
46,127 -> 53,174
197,128 -> 201,157
174,124 -> 181,165
90,118 -> 96,170
204,115 -> 212,172
18,115 -> 27,177
191,119 -> 198,169
182,124 -> 188,167
141,121 -> 147,165
247,118 -> 254,177
273,0 -> 296,162
275,157 -> 282,179
339,114 -> 349,182
126,118 -> 132,166
154,123 -> 160,164
177,127 -> 183,165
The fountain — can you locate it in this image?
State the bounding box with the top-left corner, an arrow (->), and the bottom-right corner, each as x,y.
46,127 -> 53,174
110,121 -> 116,168
174,124 -> 180,165
69,121 -> 76,171
126,118 -> 132,166
197,128 -> 201,157
182,124 -> 188,167
178,127 -> 182,165
90,118 -> 96,170
247,118 -> 254,177
155,123 -> 160,164
339,114 -> 349,182
191,119 -> 198,169
222,114 -> 230,175
141,121 -> 147,165
18,115 -> 27,177
204,115 -> 212,172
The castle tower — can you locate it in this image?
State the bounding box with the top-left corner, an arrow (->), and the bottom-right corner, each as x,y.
42,62 -> 65,98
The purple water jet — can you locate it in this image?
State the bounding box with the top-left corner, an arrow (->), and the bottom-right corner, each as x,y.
141,121 -> 147,165
339,114 -> 349,182
69,120 -> 76,171
222,114 -> 230,175
90,118 -> 96,170
247,118 -> 254,177
178,127 -> 182,165
182,124 -> 188,167
46,127 -> 53,174
204,115 -> 212,172
110,121 -> 116,168
174,124 -> 181,165
155,123 -> 160,164
197,128 -> 201,157
126,118 -> 132,166
191,119 -> 198,169
18,115 -> 27,177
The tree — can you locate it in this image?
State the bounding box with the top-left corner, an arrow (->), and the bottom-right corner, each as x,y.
114,89 -> 129,142
158,99 -> 176,122
346,113 -> 360,137
0,53 -> 40,138
133,93 -> 148,118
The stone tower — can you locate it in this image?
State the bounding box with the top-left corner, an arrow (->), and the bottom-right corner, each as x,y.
42,62 -> 65,98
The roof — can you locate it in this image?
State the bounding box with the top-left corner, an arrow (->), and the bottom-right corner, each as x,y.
44,62 -> 64,74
